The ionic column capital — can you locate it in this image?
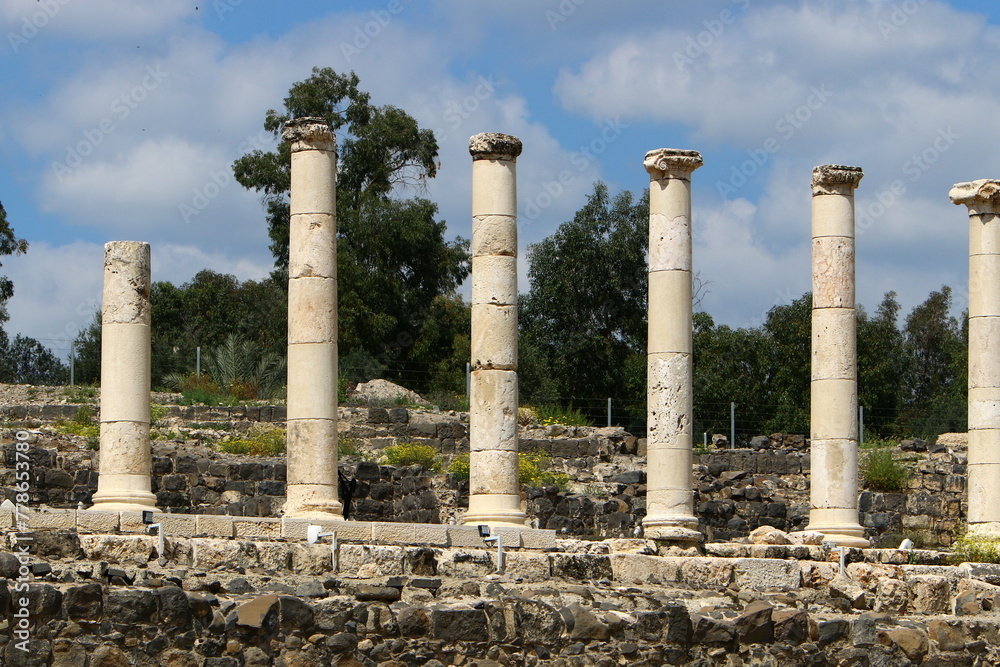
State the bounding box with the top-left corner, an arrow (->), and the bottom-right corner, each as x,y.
644,148 -> 703,181
950,179 -> 1000,215
469,132 -> 522,161
282,117 -> 336,153
812,165 -> 863,196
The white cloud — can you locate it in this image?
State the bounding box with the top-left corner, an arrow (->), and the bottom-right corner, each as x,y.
1,0 -> 196,42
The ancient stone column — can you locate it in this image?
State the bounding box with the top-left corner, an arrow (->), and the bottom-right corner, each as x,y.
950,180 -> 1000,536
282,117 -> 342,519
91,241 -> 157,511
463,132 -> 526,528
805,164 -> 868,547
642,149 -> 703,542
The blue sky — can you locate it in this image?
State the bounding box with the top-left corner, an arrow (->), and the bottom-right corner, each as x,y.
1,0 -> 999,358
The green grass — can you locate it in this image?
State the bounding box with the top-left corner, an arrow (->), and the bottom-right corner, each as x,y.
217,428 -> 286,456
188,422 -> 234,430
448,453 -> 470,481
382,442 -> 442,472
533,404 -> 591,427
150,404 -> 170,427
861,448 -> 910,492
861,437 -> 899,450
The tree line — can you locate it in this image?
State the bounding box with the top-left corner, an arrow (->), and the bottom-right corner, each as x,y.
0,68 -> 969,440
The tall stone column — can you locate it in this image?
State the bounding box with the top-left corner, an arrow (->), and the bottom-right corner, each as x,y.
642,149 -> 702,542
805,165 -> 868,547
950,180 -> 1000,536
282,117 -> 342,519
92,241 -> 157,511
463,132 -> 526,528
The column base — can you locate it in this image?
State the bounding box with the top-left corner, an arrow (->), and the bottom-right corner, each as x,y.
642,516 -> 702,543
805,513 -> 869,548
462,493 -> 527,528
283,484 -> 344,520
91,491 -> 157,513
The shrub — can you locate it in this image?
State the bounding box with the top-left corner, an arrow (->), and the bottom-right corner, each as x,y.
218,428 -> 286,456
535,404 -> 590,427
73,405 -> 95,425
517,407 -> 538,427
862,448 -> 910,492
150,405 -> 169,427
382,442 -> 442,472
951,532 -> 1000,564
519,452 -> 570,490
448,453 -> 470,481
338,436 -> 362,457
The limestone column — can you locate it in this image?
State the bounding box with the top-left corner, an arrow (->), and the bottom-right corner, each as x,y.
805,164 -> 868,547
91,241 -> 157,511
282,117 -> 342,519
950,180 -> 1000,536
463,132 -> 526,528
642,149 -> 703,542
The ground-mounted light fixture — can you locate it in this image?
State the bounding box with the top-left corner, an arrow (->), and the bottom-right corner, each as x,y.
143,511 -> 167,566
477,525 -> 504,573
307,525 -> 339,573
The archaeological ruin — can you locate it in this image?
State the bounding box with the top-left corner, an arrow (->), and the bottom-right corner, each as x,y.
2,127 -> 1000,665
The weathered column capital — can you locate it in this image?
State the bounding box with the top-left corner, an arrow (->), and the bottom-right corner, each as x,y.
644,149 -> 703,180
950,179 -> 1000,215
282,117 -> 336,153
811,165 -> 863,196
469,132 -> 522,161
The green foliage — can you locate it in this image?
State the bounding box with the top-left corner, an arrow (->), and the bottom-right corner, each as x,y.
218,428 -> 286,456
62,385 -> 97,403
73,405 -> 95,425
951,532 -> 1000,564
0,335 -> 68,385
338,436 -> 364,458
0,202 -> 28,345
519,183 -> 648,420
447,453 -> 470,481
203,333 -> 286,400
150,405 -> 169,427
448,452 -> 569,489
533,404 -> 591,427
861,448 -> 911,492
860,437 -> 899,450
381,442 -> 441,471
519,453 -> 570,490
232,68 -> 469,396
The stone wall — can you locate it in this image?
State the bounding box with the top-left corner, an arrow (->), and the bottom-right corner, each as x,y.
0,409 -> 970,547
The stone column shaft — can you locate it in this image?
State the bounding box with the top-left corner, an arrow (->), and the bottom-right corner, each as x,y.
92,241 -> 157,511
950,180 -> 1000,536
463,132 -> 526,528
642,149 -> 702,542
806,165 -> 868,547
282,117 -> 342,519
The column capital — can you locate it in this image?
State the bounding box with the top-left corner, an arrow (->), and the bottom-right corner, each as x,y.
812,165 -> 863,196
644,148 -> 703,180
282,117 -> 336,153
950,179 -> 1000,215
469,133 -> 522,161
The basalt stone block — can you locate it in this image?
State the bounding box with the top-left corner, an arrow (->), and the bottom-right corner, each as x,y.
105,589 -> 158,626
429,607 -> 489,643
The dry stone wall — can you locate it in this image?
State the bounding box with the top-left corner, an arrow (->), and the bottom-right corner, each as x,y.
0,406 -> 970,548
